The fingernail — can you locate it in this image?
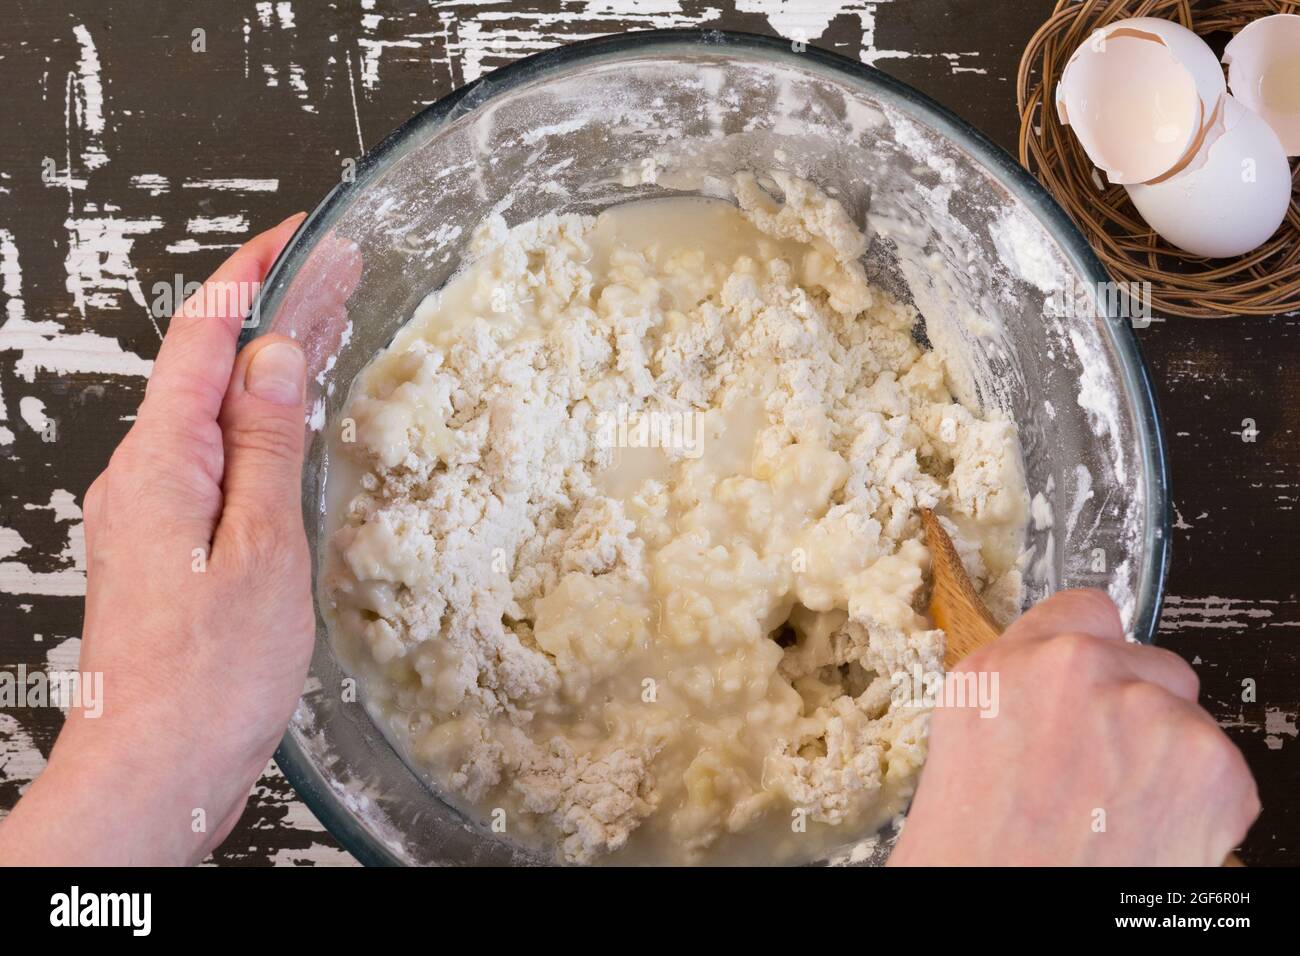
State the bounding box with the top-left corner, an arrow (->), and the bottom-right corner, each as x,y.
246,341 -> 305,406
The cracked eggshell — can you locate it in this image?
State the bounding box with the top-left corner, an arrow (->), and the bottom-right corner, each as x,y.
1125,95 -> 1291,258
1224,14 -> 1300,156
1056,17 -> 1227,184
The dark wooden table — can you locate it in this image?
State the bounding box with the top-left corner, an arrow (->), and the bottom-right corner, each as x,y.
1,0 -> 1295,866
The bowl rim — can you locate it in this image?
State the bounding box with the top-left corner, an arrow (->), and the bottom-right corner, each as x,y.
257,27 -> 1171,867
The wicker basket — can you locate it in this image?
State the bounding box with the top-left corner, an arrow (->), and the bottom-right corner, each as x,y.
1017,0 -> 1300,317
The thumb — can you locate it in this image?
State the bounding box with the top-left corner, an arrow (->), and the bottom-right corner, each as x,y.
213,335 -> 308,560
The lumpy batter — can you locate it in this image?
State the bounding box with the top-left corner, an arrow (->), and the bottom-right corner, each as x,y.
323,173 -> 1029,865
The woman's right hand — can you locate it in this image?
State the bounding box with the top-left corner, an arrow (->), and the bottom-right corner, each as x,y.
890,589 -> 1259,866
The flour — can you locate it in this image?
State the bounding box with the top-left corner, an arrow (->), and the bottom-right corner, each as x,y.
323,175 -> 1029,864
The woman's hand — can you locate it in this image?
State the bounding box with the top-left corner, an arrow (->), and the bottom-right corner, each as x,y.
0,214 -> 316,865
889,589 -> 1260,866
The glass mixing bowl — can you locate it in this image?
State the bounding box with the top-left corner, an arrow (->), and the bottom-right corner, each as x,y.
245,30 -> 1170,866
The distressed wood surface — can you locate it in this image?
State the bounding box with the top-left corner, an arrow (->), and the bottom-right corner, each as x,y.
1,0 -> 1296,866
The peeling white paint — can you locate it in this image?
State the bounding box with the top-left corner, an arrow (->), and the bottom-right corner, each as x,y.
63,215 -> 163,340
246,760 -> 359,866
0,527 -> 28,561
128,173 -> 170,195
736,0 -> 868,42
44,636 -> 83,689
186,215 -> 250,234
166,239 -> 242,254
18,396 -> 47,434
1159,595 -> 1276,632
0,316 -> 153,382
0,492 -> 86,597
26,489 -> 82,524
357,37 -> 422,89
854,1 -> 984,74
344,50 -> 366,154
1264,708 -> 1298,750
61,218 -> 161,308
70,24 -> 108,171
0,229 -> 24,323
182,178 -> 280,192
0,714 -> 47,797
0,564 -> 85,597
288,62 -> 309,96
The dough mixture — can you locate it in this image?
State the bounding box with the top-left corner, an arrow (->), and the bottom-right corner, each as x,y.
323,173 -> 1029,865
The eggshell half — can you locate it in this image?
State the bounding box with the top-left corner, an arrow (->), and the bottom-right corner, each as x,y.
1224,13 -> 1300,156
1125,95 -> 1292,258
1056,17 -> 1227,184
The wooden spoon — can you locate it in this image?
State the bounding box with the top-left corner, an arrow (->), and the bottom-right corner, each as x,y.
920,506 -> 1244,866
921,508 -> 1001,670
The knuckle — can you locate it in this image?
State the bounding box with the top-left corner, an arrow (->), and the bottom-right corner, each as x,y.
108,429 -> 143,473
1148,645 -> 1200,696
178,421 -> 225,478
115,414 -> 224,484
103,453 -> 145,503
82,475 -> 105,522
1236,776 -> 1263,827
163,308 -> 237,363
159,376 -> 227,418
1195,722 -> 1241,771
145,405 -> 224,454
226,414 -> 302,466
1039,630 -> 1105,677
138,451 -> 222,505
958,642 -> 998,673
1118,678 -> 1176,718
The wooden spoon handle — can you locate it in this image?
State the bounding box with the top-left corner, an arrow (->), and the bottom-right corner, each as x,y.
921,508 -> 1001,670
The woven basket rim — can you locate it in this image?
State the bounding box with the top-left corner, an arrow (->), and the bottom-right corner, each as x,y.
1017,0 -> 1300,318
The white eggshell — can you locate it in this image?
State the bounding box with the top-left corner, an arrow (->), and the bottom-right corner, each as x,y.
1056,17 -> 1227,184
1108,17 -> 1229,110
1125,96 -> 1292,258
1224,14 -> 1300,156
